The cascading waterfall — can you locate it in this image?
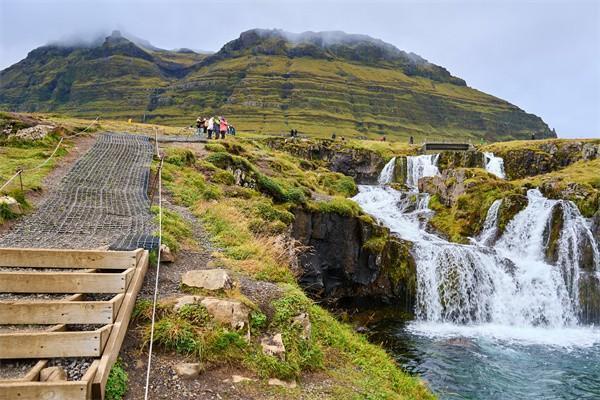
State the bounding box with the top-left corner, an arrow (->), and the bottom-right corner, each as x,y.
484,152 -> 506,179
476,199 -> 502,246
353,157 -> 600,328
406,154 -> 440,189
378,157 -> 396,185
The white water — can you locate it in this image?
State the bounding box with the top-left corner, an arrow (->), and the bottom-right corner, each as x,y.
406,154 -> 440,189
378,157 -> 396,185
476,199 -> 502,246
484,152 -> 506,179
353,155 -> 600,345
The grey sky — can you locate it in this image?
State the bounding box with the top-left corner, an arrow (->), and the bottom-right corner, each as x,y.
1,0 -> 599,138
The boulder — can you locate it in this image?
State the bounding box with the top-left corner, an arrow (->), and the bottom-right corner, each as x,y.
292,313 -> 311,339
160,244 -> 175,263
40,366 -> 67,382
260,333 -> 286,359
11,124 -> 55,140
0,196 -> 22,215
173,362 -> 202,379
200,297 -> 249,329
173,295 -> 203,312
182,269 -> 233,291
268,378 -> 297,389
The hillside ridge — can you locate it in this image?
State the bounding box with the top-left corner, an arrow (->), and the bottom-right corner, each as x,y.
0,29 -> 555,141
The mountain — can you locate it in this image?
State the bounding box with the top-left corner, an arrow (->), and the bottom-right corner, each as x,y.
0,29 -> 555,141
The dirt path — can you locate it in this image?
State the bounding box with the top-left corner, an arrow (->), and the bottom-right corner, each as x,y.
0,133 -> 156,249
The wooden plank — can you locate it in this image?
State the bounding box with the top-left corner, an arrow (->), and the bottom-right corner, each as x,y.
0,301 -> 115,325
0,326 -> 111,359
0,360 -> 47,383
92,250 -> 149,399
0,248 -> 138,269
0,381 -> 87,400
0,270 -> 132,294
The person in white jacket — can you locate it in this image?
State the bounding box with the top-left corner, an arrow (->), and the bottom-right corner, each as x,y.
207,117 -> 214,139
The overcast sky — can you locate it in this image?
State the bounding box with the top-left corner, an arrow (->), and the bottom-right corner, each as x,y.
1,0 -> 599,138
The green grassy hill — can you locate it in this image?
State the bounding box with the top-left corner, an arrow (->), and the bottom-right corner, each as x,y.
0,29 -> 555,142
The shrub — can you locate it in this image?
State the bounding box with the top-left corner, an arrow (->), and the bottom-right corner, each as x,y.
205,143 -> 226,153
150,317 -> 200,355
308,197 -> 361,217
256,174 -> 288,203
178,303 -> 211,326
105,359 -> 128,400
211,170 -> 235,185
164,148 -> 196,167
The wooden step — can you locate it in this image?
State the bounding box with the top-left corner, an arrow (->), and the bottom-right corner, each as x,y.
0,269 -> 134,294
0,326 -> 111,359
0,248 -> 141,269
0,294 -> 124,325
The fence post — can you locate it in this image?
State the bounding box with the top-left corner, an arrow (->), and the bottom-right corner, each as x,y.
17,169 -> 23,193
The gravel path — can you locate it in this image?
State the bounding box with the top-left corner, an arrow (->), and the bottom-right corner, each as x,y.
0,133 -> 156,249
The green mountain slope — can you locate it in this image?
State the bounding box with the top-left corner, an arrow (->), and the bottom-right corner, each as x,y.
0,29 -> 555,141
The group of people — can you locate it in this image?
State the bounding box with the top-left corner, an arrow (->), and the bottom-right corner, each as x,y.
195,116 -> 235,139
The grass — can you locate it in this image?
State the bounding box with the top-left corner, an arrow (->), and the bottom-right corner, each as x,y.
146,135 -> 435,399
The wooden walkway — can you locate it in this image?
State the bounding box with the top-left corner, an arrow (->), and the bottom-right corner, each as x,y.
0,247 -> 149,400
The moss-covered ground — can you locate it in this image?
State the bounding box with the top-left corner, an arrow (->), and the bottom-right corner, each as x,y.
139,137 -> 434,399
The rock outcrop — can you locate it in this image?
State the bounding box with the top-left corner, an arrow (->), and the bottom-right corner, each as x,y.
291,207 -> 416,309
10,124 -> 55,140
436,150 -> 485,172
266,138 -> 386,184
481,140 -> 600,180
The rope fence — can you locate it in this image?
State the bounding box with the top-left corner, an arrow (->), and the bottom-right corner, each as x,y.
144,155 -> 164,399
0,116 -> 100,195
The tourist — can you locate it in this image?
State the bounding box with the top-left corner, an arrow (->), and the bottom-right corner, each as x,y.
219,117 -> 228,139
409,136 -> 414,144
332,133 -> 337,140
195,117 -> 203,136
207,117 -> 214,139
228,124 -> 236,136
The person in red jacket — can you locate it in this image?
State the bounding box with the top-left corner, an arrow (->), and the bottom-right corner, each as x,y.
219,117 -> 228,139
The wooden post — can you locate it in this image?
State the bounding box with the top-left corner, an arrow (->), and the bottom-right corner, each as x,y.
17,169 -> 23,193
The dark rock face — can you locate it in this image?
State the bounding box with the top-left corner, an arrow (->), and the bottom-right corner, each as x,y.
591,210 -> 600,244
266,138 -> 386,184
291,207 -> 416,310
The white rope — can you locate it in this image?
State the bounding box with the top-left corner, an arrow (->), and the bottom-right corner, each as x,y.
0,171 -> 21,192
0,116 -> 100,190
144,156 -> 163,400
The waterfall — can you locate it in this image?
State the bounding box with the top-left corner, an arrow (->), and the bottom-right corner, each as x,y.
484,152 -> 506,179
406,154 -> 440,189
476,199 -> 502,246
378,157 -> 396,185
354,174 -> 600,327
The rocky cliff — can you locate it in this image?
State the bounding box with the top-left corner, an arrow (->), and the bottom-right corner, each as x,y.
291,207 -> 416,309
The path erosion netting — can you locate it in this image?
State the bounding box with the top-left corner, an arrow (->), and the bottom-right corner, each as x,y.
0,133 -> 158,250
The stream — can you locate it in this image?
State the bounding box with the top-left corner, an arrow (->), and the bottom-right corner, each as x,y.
352,155 -> 600,399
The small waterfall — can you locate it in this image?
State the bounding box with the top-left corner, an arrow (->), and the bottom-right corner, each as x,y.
406,154 -> 440,189
353,177 -> 600,327
378,157 -> 396,185
476,199 -> 502,246
484,152 -> 506,179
